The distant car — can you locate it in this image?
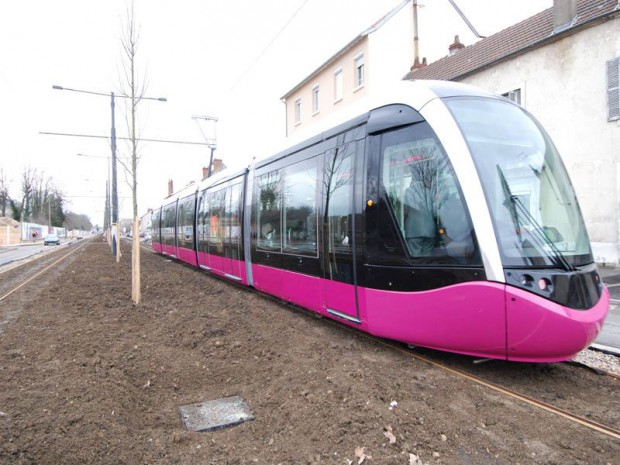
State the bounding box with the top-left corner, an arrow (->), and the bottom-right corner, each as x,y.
44,234 -> 60,246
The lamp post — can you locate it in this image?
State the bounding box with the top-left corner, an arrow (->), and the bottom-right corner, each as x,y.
53,85 -> 166,259
192,115 -> 218,177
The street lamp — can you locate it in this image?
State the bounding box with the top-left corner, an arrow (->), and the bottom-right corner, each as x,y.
53,85 -> 166,225
192,115 -> 218,177
53,84 -> 166,259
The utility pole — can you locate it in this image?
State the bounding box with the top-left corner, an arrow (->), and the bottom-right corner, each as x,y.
192,115 -> 218,177
53,84 -> 166,263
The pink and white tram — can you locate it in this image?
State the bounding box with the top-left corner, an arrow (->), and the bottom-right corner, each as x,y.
152,80 -> 609,362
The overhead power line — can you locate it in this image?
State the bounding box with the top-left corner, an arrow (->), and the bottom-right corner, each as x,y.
230,0 -> 310,91
40,131 -> 210,146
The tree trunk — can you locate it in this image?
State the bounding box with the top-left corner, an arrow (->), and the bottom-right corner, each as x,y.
132,216 -> 141,304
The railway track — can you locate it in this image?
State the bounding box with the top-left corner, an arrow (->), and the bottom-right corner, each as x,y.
321,320 -> 620,441
4,240 -> 620,442
386,339 -> 620,439
0,239 -> 90,302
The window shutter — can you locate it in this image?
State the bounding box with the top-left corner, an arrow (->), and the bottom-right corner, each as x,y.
608,57 -> 620,121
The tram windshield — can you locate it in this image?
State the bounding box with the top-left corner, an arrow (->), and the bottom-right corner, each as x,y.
445,97 -> 593,268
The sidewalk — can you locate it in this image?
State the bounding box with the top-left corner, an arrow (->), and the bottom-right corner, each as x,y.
0,240 -> 45,248
594,265 -> 620,354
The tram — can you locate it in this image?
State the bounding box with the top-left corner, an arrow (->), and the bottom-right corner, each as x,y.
152,80 -> 609,362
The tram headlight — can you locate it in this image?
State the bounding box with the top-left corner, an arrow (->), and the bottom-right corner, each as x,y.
520,274 -> 534,287
538,278 -> 552,292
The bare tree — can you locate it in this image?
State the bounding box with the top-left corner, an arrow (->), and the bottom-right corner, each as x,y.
0,168 -> 10,217
18,167 -> 66,226
64,212 -> 93,231
119,1 -> 145,304
20,167 -> 36,222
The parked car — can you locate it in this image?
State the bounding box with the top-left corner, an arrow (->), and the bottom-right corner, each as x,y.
44,234 -> 60,246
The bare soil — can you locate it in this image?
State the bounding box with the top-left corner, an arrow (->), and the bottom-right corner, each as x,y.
0,239 -> 618,465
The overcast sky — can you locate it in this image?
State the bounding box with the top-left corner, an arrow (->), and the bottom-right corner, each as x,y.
0,0 -> 551,225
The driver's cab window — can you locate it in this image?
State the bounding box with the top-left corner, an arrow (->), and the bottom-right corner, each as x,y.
381,124 -> 480,265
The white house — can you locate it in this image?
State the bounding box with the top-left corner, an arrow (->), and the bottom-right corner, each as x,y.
281,0 -> 414,137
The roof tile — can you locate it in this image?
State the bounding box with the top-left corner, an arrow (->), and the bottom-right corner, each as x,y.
405,0 -> 619,81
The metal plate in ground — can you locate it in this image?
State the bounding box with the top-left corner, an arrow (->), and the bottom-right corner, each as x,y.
178,396 -> 255,432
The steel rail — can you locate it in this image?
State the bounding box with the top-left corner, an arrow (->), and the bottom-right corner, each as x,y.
332,323 -> 620,440
0,240 -> 90,303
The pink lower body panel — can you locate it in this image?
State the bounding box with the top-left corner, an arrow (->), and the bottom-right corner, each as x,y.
362,282 -> 508,360
152,241 -> 163,253
252,264 -> 323,313
505,285 -> 609,362
197,251 -> 248,285
153,249 -> 610,362
161,243 -> 177,257
177,246 -> 197,267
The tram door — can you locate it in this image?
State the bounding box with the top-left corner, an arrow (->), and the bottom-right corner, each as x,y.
323,143 -> 359,323
222,183 -> 243,280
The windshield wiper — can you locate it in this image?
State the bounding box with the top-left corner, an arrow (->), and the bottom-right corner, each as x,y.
511,195 -> 575,271
496,165 -> 522,241
496,165 -> 575,272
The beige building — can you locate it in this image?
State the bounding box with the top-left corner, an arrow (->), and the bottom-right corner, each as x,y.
0,217 -> 21,246
281,0 -> 414,136
406,0 -> 620,264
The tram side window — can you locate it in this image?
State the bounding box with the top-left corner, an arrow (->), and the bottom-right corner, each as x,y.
152,209 -> 160,242
197,192 -> 208,253
324,144 -> 354,282
177,196 -> 194,249
257,170 -> 282,251
207,189 -> 226,255
163,204 -> 176,246
283,158 -> 318,257
381,125 -> 480,264
227,183 -> 242,247
177,202 -> 186,246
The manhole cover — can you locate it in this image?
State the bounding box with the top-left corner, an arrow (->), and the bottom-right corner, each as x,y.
178,396 -> 255,432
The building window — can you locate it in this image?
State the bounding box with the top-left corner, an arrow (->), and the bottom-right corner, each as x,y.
354,53 -> 364,89
502,88 -> 521,105
312,85 -> 320,115
334,68 -> 343,102
294,98 -> 301,124
608,57 -> 620,121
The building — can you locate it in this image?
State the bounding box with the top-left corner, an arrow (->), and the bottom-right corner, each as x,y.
406,0 -> 620,264
0,217 -> 21,246
281,0 -> 414,137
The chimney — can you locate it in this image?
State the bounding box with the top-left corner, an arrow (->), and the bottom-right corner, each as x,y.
553,0 -> 577,31
167,179 -> 174,197
410,57 -> 427,71
202,167 -> 210,180
212,158 -> 226,174
448,35 -> 465,55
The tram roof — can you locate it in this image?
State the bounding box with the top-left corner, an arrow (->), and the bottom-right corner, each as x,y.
161,80 -> 499,201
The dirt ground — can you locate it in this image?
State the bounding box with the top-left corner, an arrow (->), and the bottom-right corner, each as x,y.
0,239 -> 618,465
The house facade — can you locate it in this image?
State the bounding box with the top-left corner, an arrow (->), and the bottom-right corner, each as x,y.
281,0 -> 414,137
406,0 -> 620,264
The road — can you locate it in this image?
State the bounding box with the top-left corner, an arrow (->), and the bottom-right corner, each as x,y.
594,300 -> 619,348
0,243 -> 62,267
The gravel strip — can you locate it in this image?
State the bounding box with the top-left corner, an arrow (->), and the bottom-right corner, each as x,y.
573,348 -> 620,375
